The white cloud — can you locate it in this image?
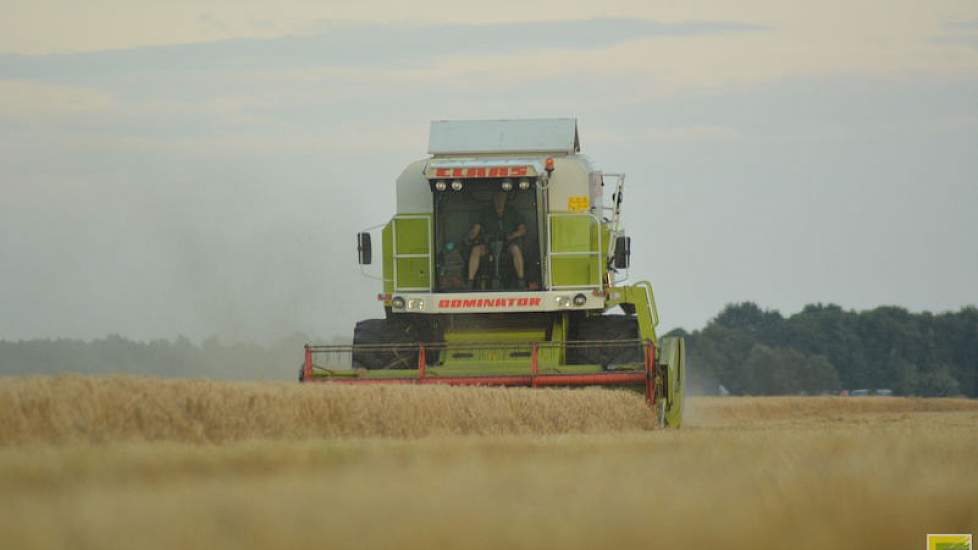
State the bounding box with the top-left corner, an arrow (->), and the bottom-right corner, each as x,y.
3,0 -> 978,65
0,80 -> 114,119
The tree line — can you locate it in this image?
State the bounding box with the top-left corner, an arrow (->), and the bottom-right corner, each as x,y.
1,302 -> 976,397
670,302 -> 978,397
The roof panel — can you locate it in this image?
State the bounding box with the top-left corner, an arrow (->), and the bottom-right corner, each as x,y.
428,118 -> 579,155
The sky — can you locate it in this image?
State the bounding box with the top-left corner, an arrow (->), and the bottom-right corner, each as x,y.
1,1 -> 977,343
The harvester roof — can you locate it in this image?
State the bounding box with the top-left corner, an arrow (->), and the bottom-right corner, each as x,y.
428,118 -> 580,156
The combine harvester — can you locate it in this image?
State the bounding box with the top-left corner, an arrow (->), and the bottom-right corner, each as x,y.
302,119 -> 685,427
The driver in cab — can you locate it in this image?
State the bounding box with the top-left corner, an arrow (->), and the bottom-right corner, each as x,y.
465,191 -> 526,289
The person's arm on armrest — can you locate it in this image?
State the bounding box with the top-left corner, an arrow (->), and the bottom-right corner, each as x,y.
507,223 -> 526,242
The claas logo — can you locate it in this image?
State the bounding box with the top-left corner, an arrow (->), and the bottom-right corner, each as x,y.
433,166 -> 530,178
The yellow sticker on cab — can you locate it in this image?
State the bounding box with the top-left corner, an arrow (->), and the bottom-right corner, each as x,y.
568,196 -> 589,212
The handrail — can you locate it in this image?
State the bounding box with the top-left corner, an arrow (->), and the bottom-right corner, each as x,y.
634,280 -> 660,328
546,211 -> 603,290
603,173 -> 626,277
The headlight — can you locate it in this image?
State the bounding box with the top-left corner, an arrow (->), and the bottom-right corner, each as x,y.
435,181 -> 447,191
391,296 -> 406,309
573,293 -> 587,306
451,180 -> 463,191
518,179 -> 531,190
501,179 -> 513,191
407,299 -> 425,311
554,295 -> 572,308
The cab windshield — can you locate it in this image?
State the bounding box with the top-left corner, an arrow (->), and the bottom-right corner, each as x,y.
432,182 -> 541,292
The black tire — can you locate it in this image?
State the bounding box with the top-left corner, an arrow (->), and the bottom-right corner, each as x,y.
352,319 -> 421,370
568,314 -> 644,368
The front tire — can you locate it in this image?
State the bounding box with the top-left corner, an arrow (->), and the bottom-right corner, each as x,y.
352,319 -> 421,370
567,314 -> 644,368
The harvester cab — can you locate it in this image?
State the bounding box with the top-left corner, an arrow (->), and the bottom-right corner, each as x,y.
303,118 -> 686,428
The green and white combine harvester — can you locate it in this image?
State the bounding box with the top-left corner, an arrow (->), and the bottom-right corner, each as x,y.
301,118 -> 686,427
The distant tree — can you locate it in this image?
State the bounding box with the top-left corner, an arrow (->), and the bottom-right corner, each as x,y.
737,345 -> 839,395
915,365 -> 961,397
799,354 -> 841,394
671,302 -> 976,397
742,345 -> 797,395
890,357 -> 919,396
714,302 -> 785,345
696,325 -> 757,395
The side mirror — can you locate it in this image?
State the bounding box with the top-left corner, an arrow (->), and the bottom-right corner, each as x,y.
613,236 -> 630,269
357,232 -> 372,265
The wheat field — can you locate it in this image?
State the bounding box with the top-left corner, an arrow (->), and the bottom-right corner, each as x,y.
0,375 -> 658,443
1,375 -> 977,550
